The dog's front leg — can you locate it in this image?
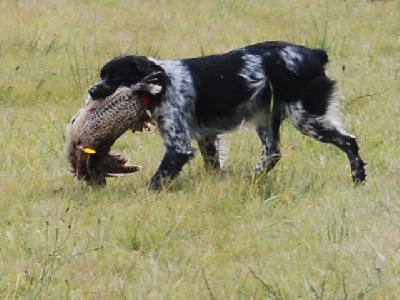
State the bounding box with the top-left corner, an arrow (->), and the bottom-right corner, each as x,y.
149,96 -> 195,191
149,148 -> 193,191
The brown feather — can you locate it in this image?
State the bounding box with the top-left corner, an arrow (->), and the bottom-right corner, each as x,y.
65,87 -> 147,186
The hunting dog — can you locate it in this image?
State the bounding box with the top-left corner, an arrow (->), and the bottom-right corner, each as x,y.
89,41 -> 366,191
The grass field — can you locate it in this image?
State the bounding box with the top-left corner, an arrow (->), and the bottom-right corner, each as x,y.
1,0 -> 399,298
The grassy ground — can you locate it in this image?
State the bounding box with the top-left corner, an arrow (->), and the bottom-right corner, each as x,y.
1,0 -> 399,298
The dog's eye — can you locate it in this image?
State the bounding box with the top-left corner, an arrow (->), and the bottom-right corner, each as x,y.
109,73 -> 120,82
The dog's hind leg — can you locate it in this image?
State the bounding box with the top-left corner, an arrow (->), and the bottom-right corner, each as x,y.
198,135 -> 220,170
254,107 -> 283,173
287,101 -> 366,184
198,135 -> 229,170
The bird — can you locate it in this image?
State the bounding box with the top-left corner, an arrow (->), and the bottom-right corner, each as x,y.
65,86 -> 149,186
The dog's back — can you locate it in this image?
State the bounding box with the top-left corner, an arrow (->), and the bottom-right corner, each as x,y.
159,41 -> 334,126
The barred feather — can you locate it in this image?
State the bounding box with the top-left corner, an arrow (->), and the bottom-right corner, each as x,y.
65,87 -> 146,186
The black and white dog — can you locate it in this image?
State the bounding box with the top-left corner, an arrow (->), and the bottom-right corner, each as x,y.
89,41 -> 366,191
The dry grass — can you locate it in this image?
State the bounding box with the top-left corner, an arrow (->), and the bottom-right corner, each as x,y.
1,0 -> 399,299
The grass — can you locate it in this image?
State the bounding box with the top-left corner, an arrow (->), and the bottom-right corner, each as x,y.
1,0 -> 399,298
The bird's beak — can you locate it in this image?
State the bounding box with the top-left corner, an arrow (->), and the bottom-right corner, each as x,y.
78,146 -> 96,155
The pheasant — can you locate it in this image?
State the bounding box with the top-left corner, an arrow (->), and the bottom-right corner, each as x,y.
65,86 -> 152,186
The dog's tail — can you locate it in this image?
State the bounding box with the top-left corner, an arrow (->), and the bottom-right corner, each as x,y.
265,47 -> 336,115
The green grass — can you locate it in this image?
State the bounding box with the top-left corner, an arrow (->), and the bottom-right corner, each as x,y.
1,0 -> 399,298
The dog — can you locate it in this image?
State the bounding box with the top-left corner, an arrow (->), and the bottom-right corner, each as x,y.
88,41 -> 366,191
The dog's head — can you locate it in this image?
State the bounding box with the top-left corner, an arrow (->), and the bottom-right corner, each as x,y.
89,56 -> 169,106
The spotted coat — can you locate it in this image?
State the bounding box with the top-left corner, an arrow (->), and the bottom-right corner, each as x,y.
89,41 -> 366,190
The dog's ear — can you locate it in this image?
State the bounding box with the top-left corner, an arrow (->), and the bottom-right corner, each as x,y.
131,70 -> 170,106
125,56 -> 163,77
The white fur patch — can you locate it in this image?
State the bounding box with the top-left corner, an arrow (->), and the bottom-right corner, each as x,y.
148,84 -> 162,95
323,93 -> 353,137
215,135 -> 230,170
279,46 -> 303,74
286,98 -> 353,140
239,53 -> 266,91
151,59 -> 197,155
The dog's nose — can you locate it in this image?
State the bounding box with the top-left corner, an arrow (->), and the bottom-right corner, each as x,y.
88,85 -> 97,96
88,85 -> 103,100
